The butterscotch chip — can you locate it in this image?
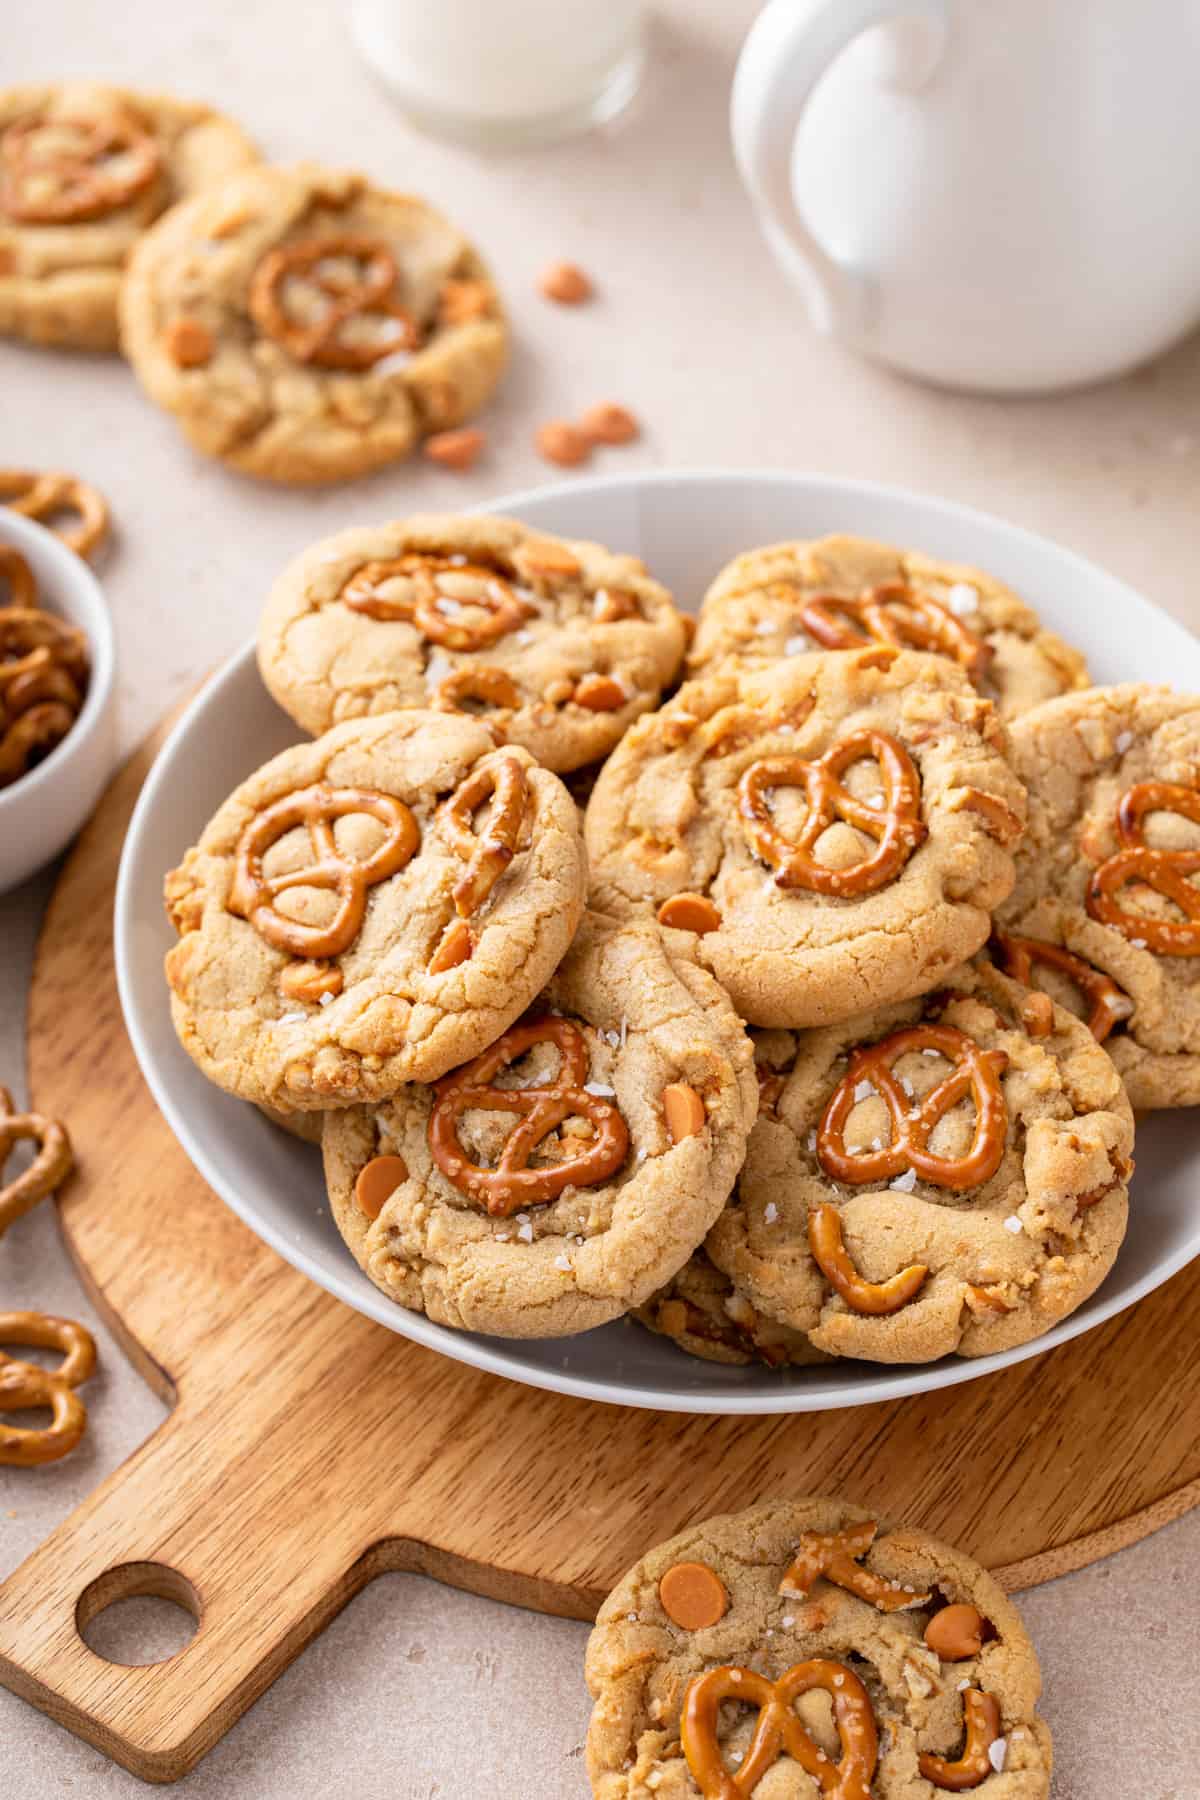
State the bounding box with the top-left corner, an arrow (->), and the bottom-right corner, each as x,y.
258,513 -> 686,775
580,402 -> 638,445
538,260 -> 591,304
120,162 -> 508,484
585,1498 -> 1052,1799
574,674 -> 626,712
657,894 -> 720,936
0,82 -> 257,352
535,421 -> 590,468
658,1561 -> 728,1631
164,315 -> 214,368
423,427 -> 485,471
925,1602 -> 987,1661
321,911 -> 757,1338
663,1083 -> 705,1142
355,1153 -> 409,1219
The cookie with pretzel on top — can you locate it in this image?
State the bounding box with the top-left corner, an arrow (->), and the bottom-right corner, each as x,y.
119,162 -> 507,483
257,514 -> 688,773
684,958 -> 1132,1365
162,710 -> 585,1113
321,913 -> 757,1338
687,534 -> 1089,721
585,648 -> 1027,1029
585,1496 -> 1052,1798
994,683 -> 1200,1110
0,81 -> 257,351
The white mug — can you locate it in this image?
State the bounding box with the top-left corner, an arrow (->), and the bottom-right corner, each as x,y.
732,0 -> 1200,392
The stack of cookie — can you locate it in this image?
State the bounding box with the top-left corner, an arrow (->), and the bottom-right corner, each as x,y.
164,517 -> 1198,1366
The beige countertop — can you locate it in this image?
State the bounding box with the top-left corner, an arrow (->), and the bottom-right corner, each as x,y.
3,2 -> 1200,1794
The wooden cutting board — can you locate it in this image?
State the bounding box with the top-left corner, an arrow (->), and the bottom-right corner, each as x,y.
2,719 -> 1200,1784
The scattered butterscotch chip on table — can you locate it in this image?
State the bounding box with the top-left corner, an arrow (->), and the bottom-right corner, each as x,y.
537,260 -> 592,304
0,1311 -> 97,1467
585,1496 -> 1052,1798
535,420 -> 591,467
423,427 -> 486,471
579,403 -> 639,445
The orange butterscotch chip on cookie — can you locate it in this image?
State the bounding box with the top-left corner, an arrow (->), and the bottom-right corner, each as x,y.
663,1083 -> 706,1143
355,1154 -> 409,1220
925,1603 -> 987,1661
165,316 -> 215,368
574,674 -> 626,713
279,960 -> 344,1004
438,278 -> 494,325
658,893 -> 720,935
659,1561 -> 728,1631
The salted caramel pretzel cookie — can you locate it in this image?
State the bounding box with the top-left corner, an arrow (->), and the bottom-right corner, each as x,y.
119,162 -> 507,484
0,82 -> 256,351
704,960 -> 1132,1364
321,913 -> 757,1338
688,535 -> 1088,721
637,1249 -> 828,1369
258,514 -> 686,771
586,1497 -> 1052,1799
586,648 -> 1026,1028
163,711 -> 585,1112
996,684 -> 1200,1110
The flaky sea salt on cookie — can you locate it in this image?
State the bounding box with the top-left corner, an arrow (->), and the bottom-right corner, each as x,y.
119,162 -> 507,483
704,960 -> 1133,1364
321,913 -> 757,1338
586,647 -> 1027,1028
163,712 -> 585,1110
0,81 -> 257,351
585,1497 -> 1052,1799
688,533 -> 1088,720
996,683 -> 1200,1109
257,513 -> 687,772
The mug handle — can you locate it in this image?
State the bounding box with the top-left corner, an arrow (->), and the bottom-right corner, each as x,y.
731,0 -> 949,335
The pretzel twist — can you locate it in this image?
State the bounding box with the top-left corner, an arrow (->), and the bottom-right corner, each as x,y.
0,1086 -> 74,1239
0,1312 -> 96,1467
818,1024 -> 1009,1192
990,930 -> 1134,1042
738,731 -> 927,896
1086,781 -> 1200,953
0,544 -> 37,609
340,555 -> 536,650
799,580 -> 992,679
681,1659 -> 878,1800
918,1689 -> 1004,1791
0,113 -> 160,223
248,235 -> 419,369
808,1204 -> 929,1316
433,666 -> 521,717
228,784 -> 419,961
428,1015 -> 629,1217
778,1519 -> 930,1610
438,753 -> 530,917
0,469 -> 110,559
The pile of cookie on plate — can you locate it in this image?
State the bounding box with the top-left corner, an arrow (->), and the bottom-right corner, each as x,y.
161,514 -> 1200,1370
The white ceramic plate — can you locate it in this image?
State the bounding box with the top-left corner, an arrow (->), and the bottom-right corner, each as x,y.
115,471 -> 1200,1413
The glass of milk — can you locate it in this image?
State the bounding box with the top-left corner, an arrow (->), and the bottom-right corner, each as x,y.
350,0 -> 646,147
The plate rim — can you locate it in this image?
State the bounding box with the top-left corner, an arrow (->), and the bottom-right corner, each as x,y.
114,466 -> 1200,1414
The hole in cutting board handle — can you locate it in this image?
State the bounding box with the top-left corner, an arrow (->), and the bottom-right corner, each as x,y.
76,1562 -> 201,1666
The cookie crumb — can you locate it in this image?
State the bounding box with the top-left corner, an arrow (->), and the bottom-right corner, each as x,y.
538,260 -> 592,304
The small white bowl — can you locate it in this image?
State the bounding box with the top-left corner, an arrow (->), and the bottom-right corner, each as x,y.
0,510 -> 116,893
